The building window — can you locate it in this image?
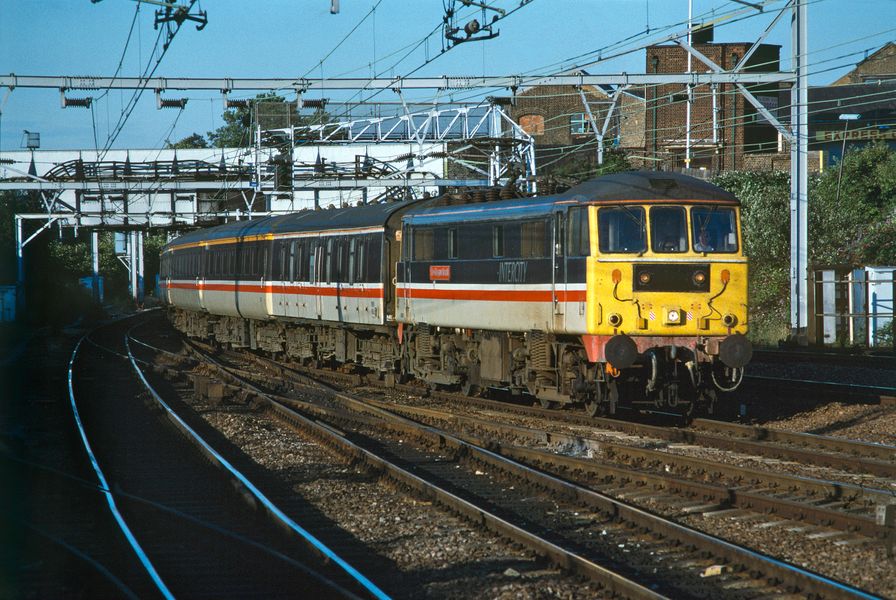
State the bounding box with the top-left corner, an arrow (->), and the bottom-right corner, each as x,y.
570,113 -> 593,135
519,114 -> 545,136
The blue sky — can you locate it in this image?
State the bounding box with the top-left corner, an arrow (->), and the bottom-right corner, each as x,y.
1,0 -> 893,150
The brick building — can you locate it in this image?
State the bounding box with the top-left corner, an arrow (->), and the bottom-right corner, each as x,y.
510,80 -> 645,173
645,42 -> 782,172
832,42 -> 896,85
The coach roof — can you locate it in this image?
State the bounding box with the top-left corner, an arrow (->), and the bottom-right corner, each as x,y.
164,198 -> 419,251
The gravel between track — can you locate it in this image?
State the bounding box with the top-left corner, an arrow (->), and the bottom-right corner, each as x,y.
757,402 -> 896,446
352,386 -> 896,597
186,389 -> 610,599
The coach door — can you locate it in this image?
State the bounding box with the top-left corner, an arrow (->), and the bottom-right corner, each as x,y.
309,238 -> 324,320
552,212 -> 566,331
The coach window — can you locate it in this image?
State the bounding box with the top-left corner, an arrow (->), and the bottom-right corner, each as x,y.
325,238 -> 334,283
413,228 -> 434,261
294,242 -> 302,281
598,206 -> 646,254
650,206 -> 688,253
368,235 -> 382,282
492,225 -> 504,258
567,207 -> 590,256
348,238 -> 356,283
355,238 -> 366,282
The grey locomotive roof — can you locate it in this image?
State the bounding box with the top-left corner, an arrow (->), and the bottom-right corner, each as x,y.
558,171 -> 739,203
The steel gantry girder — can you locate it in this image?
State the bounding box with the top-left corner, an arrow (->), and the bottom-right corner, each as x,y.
0,72 -> 795,93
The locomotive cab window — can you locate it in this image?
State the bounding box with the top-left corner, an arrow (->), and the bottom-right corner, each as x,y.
650,206 -> 688,253
691,206 -> 738,253
567,207 -> 590,256
598,206 -> 646,254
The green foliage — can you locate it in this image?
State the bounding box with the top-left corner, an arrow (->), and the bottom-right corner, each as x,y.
208,101 -> 256,148
712,142 -> 896,345
207,92 -> 284,148
0,192 -> 41,285
811,142 -> 896,265
712,171 -> 792,344
713,170 -> 790,264
875,319 -> 894,347
167,133 -> 209,149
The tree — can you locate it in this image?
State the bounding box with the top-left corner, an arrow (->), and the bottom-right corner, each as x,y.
167,133 -> 208,149
809,141 -> 896,266
207,93 -> 340,147
712,142 -> 896,344
207,93 -> 286,148
713,171 -> 791,343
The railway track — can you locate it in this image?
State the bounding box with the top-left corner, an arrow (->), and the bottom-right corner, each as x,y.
221,349 -> 896,544
224,353 -> 894,480
747,349 -> 896,406
1,322 -> 156,599
69,314 -> 386,599
148,329 -> 881,599
751,349 -> 895,370
743,374 -> 896,406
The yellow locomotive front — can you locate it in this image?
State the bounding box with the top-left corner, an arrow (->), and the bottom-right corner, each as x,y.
582,196 -> 751,415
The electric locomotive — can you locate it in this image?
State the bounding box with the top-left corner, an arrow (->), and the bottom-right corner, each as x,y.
160,171 -> 751,418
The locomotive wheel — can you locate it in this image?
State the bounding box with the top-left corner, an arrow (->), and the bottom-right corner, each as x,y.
538,397 -> 558,410
584,380 -> 608,417
584,397 -> 605,417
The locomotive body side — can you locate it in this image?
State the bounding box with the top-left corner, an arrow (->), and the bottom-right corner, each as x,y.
396,197 -> 583,335
395,172 -> 751,414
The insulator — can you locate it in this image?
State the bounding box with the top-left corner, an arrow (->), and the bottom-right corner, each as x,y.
159,97 -> 188,109
62,96 -> 92,109
302,98 -> 328,109
464,19 -> 481,36
225,99 -> 250,109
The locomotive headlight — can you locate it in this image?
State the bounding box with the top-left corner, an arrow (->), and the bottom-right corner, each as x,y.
608,313 -> 623,327
722,313 -> 738,327
692,270 -> 706,286
638,271 -> 652,285
664,307 -> 683,325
